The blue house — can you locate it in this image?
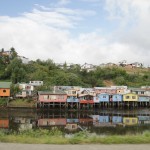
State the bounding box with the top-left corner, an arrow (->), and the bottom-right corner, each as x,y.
98,93 -> 109,102
67,118 -> 79,123
112,116 -> 122,123
67,96 -> 79,103
138,95 -> 150,102
138,116 -> 150,121
99,115 -> 109,123
138,116 -> 150,125
112,94 -> 123,102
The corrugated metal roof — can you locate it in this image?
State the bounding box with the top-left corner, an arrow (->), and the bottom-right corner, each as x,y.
38,90 -> 67,95
0,82 -> 11,88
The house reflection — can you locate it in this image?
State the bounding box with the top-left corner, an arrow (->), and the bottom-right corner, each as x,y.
0,118 -> 9,129
0,109 -> 150,134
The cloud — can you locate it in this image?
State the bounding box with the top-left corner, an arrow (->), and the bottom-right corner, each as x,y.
0,1 -> 150,67
104,0 -> 150,66
0,5 -> 97,64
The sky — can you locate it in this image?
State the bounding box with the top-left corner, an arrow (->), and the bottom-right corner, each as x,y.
0,0 -> 150,66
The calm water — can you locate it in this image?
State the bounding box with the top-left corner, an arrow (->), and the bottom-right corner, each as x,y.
0,108 -> 150,135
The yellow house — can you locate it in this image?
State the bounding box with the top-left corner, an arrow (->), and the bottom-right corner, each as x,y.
123,93 -> 138,101
65,124 -> 78,131
123,117 -> 138,126
0,82 -> 11,97
66,89 -> 78,97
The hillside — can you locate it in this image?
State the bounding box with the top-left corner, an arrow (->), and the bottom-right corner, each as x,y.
0,48 -> 150,88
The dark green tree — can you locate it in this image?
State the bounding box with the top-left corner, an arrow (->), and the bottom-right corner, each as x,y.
10,47 -> 18,60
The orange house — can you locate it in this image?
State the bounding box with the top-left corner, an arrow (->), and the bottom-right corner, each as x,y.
0,119 -> 9,128
0,82 -> 11,97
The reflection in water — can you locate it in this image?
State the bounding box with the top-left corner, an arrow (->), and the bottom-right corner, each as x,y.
0,108 -> 150,135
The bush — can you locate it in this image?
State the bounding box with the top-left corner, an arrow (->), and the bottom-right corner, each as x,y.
0,98 -> 8,106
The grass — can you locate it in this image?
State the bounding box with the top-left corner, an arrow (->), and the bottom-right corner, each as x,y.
0,129 -> 150,144
8,99 -> 36,108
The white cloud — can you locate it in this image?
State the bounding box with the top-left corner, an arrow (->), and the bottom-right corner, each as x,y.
104,0 -> 150,66
0,1 -> 150,66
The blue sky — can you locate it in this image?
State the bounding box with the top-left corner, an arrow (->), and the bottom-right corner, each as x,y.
0,0 -> 150,66
0,0 -> 113,34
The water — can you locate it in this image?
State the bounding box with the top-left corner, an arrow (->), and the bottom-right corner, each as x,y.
0,108 -> 150,135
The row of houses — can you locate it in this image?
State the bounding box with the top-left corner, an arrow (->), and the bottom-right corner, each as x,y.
37,85 -> 150,104
0,82 -> 150,104
56,61 -> 146,72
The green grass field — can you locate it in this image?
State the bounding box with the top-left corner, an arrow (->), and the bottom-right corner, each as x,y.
0,129 -> 150,144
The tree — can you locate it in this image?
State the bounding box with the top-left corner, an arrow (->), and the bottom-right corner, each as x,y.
10,47 -> 18,60
10,84 -> 21,98
114,76 -> 126,85
6,58 -> 26,83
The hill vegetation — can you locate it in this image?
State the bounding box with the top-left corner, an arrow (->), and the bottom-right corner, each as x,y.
0,48 -> 150,88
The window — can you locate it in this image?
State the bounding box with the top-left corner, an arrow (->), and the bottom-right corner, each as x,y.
3,90 -> 6,93
132,119 -> 136,123
72,91 -> 76,94
44,95 -> 48,100
132,96 -> 136,99
126,96 -> 130,99
49,95 -> 56,100
141,91 -> 144,94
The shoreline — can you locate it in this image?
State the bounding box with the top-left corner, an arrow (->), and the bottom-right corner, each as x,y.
0,129 -> 150,144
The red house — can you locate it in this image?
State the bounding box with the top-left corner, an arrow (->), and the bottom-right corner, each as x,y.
38,91 -> 67,103
78,89 -> 95,104
79,95 -> 94,104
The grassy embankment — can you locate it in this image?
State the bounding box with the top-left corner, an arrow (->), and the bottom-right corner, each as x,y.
0,129 -> 150,144
7,99 -> 36,108
0,97 -> 36,108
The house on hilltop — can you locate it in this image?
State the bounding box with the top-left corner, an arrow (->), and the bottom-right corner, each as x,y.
18,56 -> 30,64
81,63 -> 96,72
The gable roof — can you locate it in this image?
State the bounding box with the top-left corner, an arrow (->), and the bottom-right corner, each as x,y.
0,82 -> 11,88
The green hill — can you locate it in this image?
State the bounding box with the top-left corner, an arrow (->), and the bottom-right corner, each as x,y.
0,48 -> 150,88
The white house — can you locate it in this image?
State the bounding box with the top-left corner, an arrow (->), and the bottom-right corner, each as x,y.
81,63 -> 96,72
29,81 -> 43,87
18,56 -> 30,64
